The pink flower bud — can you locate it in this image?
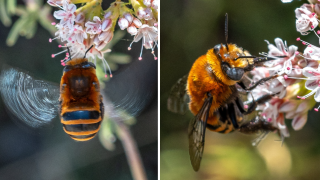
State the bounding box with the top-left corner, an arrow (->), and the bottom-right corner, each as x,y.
96,41 -> 107,51
75,13 -> 85,23
93,35 -> 100,45
127,25 -> 138,35
133,18 -> 142,28
104,11 -> 112,19
124,13 -> 133,23
98,31 -> 113,44
102,18 -> 112,31
118,18 -> 129,30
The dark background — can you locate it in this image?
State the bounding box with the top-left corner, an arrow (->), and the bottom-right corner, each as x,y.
160,0 -> 320,179
0,0 -> 158,179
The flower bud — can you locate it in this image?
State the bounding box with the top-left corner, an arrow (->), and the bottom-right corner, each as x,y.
102,18 -> 112,31
123,13 -> 133,23
133,18 -> 142,28
118,18 -> 129,30
127,25 -> 138,35
104,11 -> 112,19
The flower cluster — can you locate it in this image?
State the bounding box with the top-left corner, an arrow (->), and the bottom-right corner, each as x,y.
48,0 -> 158,77
246,1 -> 320,138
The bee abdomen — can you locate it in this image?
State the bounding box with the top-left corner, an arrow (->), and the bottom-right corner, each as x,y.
61,110 -> 102,141
206,123 -> 234,134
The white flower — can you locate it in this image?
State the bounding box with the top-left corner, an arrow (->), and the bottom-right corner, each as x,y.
299,67 -> 320,102
295,6 -> 318,35
265,38 -> 298,76
68,25 -> 88,44
134,24 -> 157,49
151,0 -> 159,10
85,16 -> 102,36
303,46 -> 320,60
55,23 -> 69,41
53,1 -> 76,30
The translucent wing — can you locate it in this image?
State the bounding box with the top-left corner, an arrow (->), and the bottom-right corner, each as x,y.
167,74 -> 189,114
188,95 -> 213,171
0,67 -> 60,128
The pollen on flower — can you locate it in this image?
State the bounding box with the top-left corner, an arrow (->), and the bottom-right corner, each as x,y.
314,108 -> 319,112
317,30 -> 320,34
244,105 -> 248,109
296,37 -> 301,41
128,47 -> 131,50
297,96 -> 301,99
284,75 -> 288,79
154,57 -> 158,60
51,22 -> 56,25
104,74 -> 108,78
302,42 -> 306,45
51,54 -> 55,58
138,57 -> 142,60
287,67 -> 290,70
58,45 -> 62,48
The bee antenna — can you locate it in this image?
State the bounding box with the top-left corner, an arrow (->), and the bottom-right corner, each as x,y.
67,47 -> 71,61
83,45 -> 94,58
225,13 -> 229,51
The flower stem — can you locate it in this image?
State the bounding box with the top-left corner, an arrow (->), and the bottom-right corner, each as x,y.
116,122 -> 147,180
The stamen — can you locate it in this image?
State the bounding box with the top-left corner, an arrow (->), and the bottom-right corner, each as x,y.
139,41 -> 144,60
49,37 -> 58,43
103,57 -> 113,78
51,49 -> 67,58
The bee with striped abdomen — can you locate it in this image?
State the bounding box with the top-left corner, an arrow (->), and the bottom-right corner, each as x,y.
0,46 -> 104,141
167,14 -> 284,171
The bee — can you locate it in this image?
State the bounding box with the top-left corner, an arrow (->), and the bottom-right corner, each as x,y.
0,46 -> 104,141
167,14 -> 284,171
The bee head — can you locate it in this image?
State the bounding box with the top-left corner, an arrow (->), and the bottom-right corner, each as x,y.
213,43 -> 251,81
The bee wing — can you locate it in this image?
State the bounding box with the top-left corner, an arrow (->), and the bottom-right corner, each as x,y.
0,67 -> 60,128
188,95 -> 213,171
167,74 -> 189,114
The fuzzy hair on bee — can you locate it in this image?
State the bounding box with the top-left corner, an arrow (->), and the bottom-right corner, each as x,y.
60,56 -> 104,141
167,13 -> 284,171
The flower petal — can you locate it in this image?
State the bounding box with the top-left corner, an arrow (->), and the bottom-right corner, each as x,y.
292,113 -> 308,130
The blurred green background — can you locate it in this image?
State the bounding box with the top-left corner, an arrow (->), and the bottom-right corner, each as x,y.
0,0 -> 158,179
160,0 -> 320,180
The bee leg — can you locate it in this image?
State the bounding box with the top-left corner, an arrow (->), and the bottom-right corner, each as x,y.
227,103 -> 239,129
235,94 -> 275,115
100,95 -> 104,119
239,118 -> 278,134
237,75 -> 278,91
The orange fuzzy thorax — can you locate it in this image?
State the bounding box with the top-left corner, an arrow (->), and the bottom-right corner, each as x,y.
65,58 -> 88,66
186,44 -> 251,130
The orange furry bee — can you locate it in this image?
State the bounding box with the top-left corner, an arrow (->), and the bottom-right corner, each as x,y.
167,14 -> 283,171
0,46 -> 104,141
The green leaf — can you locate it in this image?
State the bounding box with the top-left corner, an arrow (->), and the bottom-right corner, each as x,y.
6,15 -> 29,46
0,0 -> 12,26
38,5 -> 56,34
6,0 -> 16,15
25,19 -> 37,39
